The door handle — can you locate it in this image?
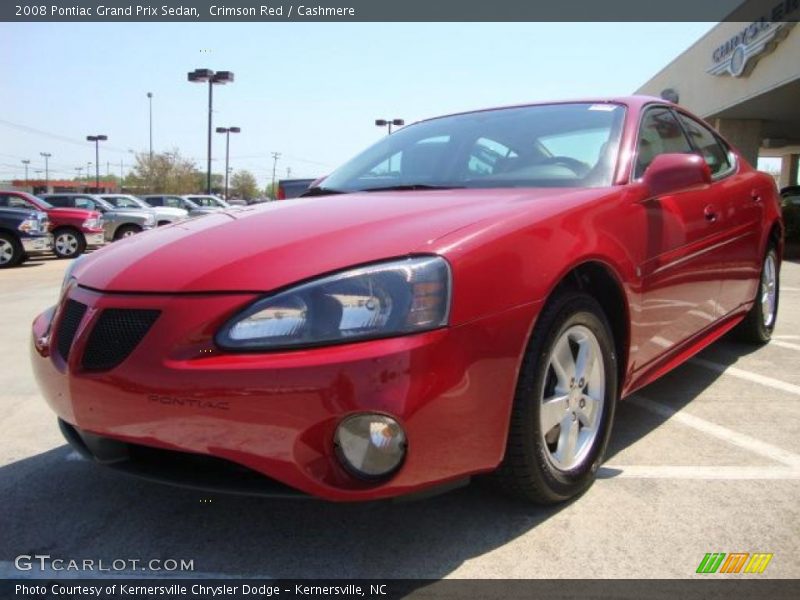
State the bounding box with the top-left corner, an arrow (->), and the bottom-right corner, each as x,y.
703,205 -> 718,222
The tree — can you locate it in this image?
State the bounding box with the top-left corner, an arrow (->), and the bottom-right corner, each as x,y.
230,170 -> 259,200
126,150 -> 203,194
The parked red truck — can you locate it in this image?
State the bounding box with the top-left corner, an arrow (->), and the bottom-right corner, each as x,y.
0,191 -> 105,258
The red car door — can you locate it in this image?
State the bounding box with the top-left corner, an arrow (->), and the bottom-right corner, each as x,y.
675,112 -> 765,317
630,107 -> 727,372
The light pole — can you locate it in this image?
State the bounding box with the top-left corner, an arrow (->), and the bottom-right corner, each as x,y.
271,152 -> 281,199
147,92 -> 153,161
21,159 -> 30,184
215,126 -> 240,200
375,118 -> 404,135
187,68 -> 235,194
39,152 -> 51,191
86,135 -> 108,191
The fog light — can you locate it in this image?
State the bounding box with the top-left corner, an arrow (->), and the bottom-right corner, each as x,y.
334,414 -> 407,479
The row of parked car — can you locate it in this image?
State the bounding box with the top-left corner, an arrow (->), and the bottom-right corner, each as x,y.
0,191 -> 233,268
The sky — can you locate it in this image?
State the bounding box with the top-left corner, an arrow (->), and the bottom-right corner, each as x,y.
0,22 -> 717,187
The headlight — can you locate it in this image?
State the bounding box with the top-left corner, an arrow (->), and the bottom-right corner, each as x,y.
216,256 -> 451,350
18,217 -> 40,233
82,217 -> 102,229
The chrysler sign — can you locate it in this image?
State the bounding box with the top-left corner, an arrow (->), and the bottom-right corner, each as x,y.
707,1 -> 797,78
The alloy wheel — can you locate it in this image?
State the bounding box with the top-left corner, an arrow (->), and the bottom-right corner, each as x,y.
0,239 -> 13,265
761,253 -> 777,328
540,325 -> 605,471
55,233 -> 79,257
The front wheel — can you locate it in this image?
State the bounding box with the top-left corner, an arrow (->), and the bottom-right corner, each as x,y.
114,224 -> 142,240
493,291 -> 618,504
0,233 -> 23,269
735,247 -> 779,344
53,228 -> 86,259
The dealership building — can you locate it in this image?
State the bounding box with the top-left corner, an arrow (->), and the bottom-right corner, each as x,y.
637,0 -> 799,188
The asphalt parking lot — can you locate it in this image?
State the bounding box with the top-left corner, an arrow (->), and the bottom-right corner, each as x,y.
1,255 -> 799,579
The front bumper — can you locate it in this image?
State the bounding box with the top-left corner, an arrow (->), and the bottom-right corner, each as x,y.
22,233 -> 53,255
31,285 -> 538,501
84,232 -> 105,249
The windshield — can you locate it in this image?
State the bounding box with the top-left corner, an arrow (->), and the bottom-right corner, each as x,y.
187,196 -> 228,208
319,103 -> 625,193
91,197 -> 115,211
33,196 -> 53,209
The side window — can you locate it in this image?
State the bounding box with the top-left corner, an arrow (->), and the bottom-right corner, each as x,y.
164,197 -> 181,208
634,108 -> 693,179
677,114 -> 732,177
74,198 -> 96,210
9,196 -> 33,209
47,196 -> 68,207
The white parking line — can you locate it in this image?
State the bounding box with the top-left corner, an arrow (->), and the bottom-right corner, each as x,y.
769,339 -> 800,352
599,466 -> 800,479
773,335 -> 800,340
781,286 -> 800,291
690,357 -> 800,397
629,395 -> 800,468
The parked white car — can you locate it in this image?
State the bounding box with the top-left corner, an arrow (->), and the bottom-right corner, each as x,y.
101,194 -> 188,226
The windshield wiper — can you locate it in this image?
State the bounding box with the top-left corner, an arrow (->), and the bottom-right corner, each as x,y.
300,187 -> 347,197
361,184 -> 464,192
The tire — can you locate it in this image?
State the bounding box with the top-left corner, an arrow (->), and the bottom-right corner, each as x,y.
0,233 -> 23,269
734,246 -> 779,344
114,224 -> 142,240
493,291 -> 618,504
53,228 -> 86,259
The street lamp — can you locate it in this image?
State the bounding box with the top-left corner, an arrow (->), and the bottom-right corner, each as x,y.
146,92 -> 153,161
215,126 -> 240,200
187,68 -> 235,194
21,159 -> 30,184
86,135 -> 108,191
39,152 -> 51,190
271,152 -> 281,199
375,118 -> 405,135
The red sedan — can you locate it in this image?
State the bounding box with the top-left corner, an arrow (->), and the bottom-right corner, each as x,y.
1,191 -> 105,258
31,97 -> 783,503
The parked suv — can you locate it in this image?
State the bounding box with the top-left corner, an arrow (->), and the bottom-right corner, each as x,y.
140,195 -> 219,218
0,206 -> 51,268
0,191 -> 104,258
100,194 -> 188,226
41,194 -> 155,241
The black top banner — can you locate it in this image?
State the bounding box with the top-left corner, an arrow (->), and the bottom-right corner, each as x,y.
3,0 -> 799,22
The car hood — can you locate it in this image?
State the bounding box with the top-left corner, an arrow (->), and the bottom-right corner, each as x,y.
107,208 -> 155,218
47,207 -> 98,219
74,188 -> 604,293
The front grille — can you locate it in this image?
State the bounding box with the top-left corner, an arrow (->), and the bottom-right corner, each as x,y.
56,299 -> 87,361
81,309 -> 160,371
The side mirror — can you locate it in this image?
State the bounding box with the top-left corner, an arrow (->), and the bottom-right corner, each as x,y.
642,153 -> 711,197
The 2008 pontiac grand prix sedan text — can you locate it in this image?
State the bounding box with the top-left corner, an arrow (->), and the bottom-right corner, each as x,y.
31,97 -> 783,503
